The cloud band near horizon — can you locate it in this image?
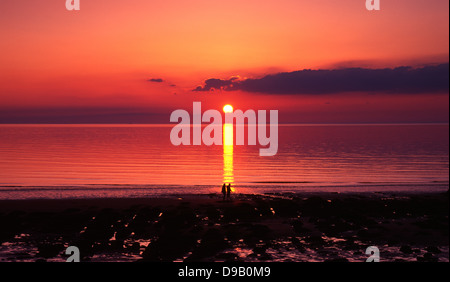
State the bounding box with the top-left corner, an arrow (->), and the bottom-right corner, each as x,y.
193,63 -> 449,94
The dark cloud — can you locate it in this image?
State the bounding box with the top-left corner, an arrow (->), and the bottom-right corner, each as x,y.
147,78 -> 164,83
193,63 -> 449,94
193,78 -> 238,92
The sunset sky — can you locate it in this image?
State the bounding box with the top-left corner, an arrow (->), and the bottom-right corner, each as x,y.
0,0 -> 448,123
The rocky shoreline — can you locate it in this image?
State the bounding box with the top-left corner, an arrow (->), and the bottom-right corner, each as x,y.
0,191 -> 448,262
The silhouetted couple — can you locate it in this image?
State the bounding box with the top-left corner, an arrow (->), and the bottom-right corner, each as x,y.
222,183 -> 232,201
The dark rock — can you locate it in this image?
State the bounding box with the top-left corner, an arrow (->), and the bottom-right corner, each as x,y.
291,237 -> 306,253
426,246 -> 441,254
128,207 -> 160,237
205,206 -> 220,222
304,197 -> 328,209
142,232 -> 197,261
292,220 -> 309,234
63,208 -> 81,214
400,245 -> 413,254
258,253 -> 273,261
291,237 -> 301,246
341,238 -> 357,250
252,246 -> 267,255
237,224 -> 273,247
222,203 -> 260,223
114,225 -> 131,241
356,229 -> 379,240
215,253 -> 238,261
270,199 -> 299,217
304,235 -> 325,245
254,201 -> 273,217
109,239 -> 124,250
330,220 -> 353,233
158,207 -> 198,232
417,253 -> 438,262
223,224 -> 242,241
128,242 -> 141,253
73,239 -> 95,258
308,217 -> 319,224
388,239 -> 399,246
186,228 -> 229,261
37,243 -> 64,259
248,224 -> 272,237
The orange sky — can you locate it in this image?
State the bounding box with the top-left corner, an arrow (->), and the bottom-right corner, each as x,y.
0,0 -> 448,123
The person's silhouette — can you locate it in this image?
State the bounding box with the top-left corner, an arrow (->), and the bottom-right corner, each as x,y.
226,183 -> 231,200
221,183 -> 226,201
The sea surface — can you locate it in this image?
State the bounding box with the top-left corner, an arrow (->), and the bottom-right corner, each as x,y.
0,124 -> 448,199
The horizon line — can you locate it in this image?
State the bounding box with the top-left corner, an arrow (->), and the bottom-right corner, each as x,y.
0,122 -> 448,126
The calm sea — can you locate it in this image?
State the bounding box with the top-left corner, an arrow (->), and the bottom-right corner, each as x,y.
0,124 -> 448,199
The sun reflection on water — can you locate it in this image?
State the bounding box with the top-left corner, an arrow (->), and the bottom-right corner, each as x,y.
223,123 -> 234,188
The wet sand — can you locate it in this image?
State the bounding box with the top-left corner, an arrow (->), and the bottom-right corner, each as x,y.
0,191 -> 448,262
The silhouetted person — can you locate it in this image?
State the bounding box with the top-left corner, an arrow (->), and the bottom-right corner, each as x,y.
226,183 -> 231,200
221,183 -> 226,201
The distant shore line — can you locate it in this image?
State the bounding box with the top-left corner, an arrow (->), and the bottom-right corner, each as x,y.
0,183 -> 448,201
0,123 -> 449,126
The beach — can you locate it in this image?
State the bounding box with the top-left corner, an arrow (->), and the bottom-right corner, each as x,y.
0,189 -> 448,262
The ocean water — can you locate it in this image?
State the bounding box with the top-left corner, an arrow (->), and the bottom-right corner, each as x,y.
0,124 -> 448,199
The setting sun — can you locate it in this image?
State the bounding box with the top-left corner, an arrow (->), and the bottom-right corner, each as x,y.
223,104 -> 234,113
